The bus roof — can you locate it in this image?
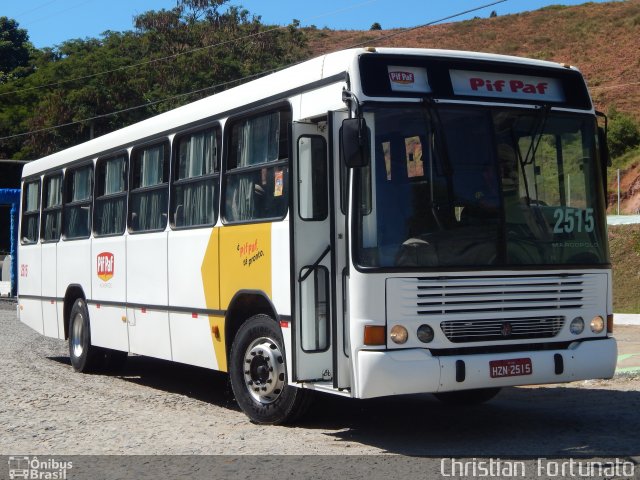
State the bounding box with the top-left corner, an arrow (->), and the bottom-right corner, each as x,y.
22,47 -> 578,178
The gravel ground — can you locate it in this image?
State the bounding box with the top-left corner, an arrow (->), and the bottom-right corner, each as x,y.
2,299 -> 640,459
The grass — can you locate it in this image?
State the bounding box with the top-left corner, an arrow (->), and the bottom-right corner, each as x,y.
609,224 -> 640,313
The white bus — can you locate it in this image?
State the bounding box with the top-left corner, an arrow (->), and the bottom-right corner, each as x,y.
18,48 -> 617,424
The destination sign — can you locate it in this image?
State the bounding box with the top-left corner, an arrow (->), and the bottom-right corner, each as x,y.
450,70 -> 565,102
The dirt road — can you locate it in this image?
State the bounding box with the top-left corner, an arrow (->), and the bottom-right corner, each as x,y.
2,299 -> 640,458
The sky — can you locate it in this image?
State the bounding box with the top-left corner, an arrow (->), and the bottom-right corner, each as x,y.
3,0 -> 615,49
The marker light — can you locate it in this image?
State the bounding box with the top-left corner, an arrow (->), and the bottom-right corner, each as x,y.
570,317 -> 585,335
364,325 -> 386,346
390,325 -> 408,344
417,324 -> 435,343
607,314 -> 614,333
590,316 -> 605,334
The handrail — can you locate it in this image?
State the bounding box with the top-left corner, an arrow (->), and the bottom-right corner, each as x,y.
298,245 -> 331,283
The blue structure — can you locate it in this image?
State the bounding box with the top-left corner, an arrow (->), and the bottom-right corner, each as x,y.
0,188 -> 20,296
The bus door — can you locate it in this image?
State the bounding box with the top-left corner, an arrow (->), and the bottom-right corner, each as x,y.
291,122 -> 335,382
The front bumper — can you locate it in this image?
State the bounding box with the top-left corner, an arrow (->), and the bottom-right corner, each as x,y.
355,337 -> 617,399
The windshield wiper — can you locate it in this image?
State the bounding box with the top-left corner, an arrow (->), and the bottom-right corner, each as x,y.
513,104 -> 551,207
421,98 -> 453,230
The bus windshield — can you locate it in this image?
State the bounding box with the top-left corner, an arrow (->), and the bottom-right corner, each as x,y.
354,105 -> 608,269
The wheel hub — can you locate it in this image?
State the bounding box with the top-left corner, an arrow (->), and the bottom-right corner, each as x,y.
71,312 -> 84,358
243,337 -> 286,404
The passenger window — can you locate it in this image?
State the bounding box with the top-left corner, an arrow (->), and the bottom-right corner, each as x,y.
63,165 -> 92,240
42,174 -> 63,242
129,142 -> 169,232
171,127 -> 220,228
21,180 -> 40,244
94,154 -> 127,236
224,109 -> 291,223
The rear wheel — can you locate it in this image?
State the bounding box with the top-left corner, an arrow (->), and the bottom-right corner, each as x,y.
433,387 -> 502,406
68,298 -> 102,373
229,314 -> 311,424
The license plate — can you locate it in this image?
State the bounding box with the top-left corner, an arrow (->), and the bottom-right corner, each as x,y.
489,358 -> 532,378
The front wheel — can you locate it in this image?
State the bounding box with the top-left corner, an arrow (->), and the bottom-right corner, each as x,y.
229,314 -> 311,424
433,387 -> 502,406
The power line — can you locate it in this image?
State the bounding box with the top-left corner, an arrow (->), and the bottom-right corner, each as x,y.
0,0 -> 379,98
0,24 -> 290,98
347,0 -> 507,48
0,70 -> 272,142
591,81 -> 640,92
0,0 -> 506,143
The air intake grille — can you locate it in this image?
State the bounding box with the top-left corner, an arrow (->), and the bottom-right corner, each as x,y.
412,275 -> 587,315
440,316 -> 565,343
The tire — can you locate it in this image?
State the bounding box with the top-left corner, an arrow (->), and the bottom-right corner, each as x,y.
68,298 -> 103,373
433,387 -> 502,406
229,314 -> 311,425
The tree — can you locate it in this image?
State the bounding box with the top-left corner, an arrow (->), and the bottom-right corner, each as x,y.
0,17 -> 33,82
608,107 -> 640,158
370,22 -> 382,30
490,10 -> 498,18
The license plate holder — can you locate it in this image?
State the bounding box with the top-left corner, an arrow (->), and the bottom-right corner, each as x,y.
489,357 -> 532,378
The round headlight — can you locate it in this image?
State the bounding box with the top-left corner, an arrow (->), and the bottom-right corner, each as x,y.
417,324 -> 434,343
390,325 -> 408,344
570,316 -> 585,335
590,315 -> 605,334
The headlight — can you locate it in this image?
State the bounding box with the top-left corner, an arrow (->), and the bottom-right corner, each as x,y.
390,325 -> 408,344
570,316 -> 585,335
590,316 -> 605,334
417,324 -> 434,343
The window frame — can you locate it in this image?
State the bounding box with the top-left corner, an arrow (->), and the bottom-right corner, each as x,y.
40,172 -> 64,243
62,162 -> 94,241
222,104 -> 292,225
128,139 -> 170,234
20,178 -> 41,245
93,151 -> 129,238
170,124 -> 221,230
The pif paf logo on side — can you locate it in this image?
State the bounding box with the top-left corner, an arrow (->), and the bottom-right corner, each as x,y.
389,71 -> 415,85
238,239 -> 264,267
97,252 -> 114,281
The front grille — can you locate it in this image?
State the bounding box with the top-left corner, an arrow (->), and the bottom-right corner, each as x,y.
440,316 -> 565,343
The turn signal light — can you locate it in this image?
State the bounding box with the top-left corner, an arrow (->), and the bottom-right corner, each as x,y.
364,325 -> 386,345
607,314 -> 614,334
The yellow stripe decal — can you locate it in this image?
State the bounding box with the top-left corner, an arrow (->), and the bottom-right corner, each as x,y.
202,228 -> 226,371
219,222 -> 272,307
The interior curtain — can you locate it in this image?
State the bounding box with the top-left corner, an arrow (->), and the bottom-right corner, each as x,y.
141,146 -> 163,187
72,168 -> 91,201
46,177 -> 62,208
175,130 -> 215,226
231,112 -> 279,220
44,177 -> 61,239
105,157 -> 125,195
26,183 -> 39,212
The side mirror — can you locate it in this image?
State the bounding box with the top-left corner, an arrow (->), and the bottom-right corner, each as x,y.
341,118 -> 370,168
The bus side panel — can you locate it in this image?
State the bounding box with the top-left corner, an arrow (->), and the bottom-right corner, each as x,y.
126,232 -> 171,360
57,239 -> 92,305
90,236 -> 128,352
169,227 -> 219,369
18,244 -> 43,334
270,221 -> 291,316
41,243 -> 60,338
219,223 -> 272,308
